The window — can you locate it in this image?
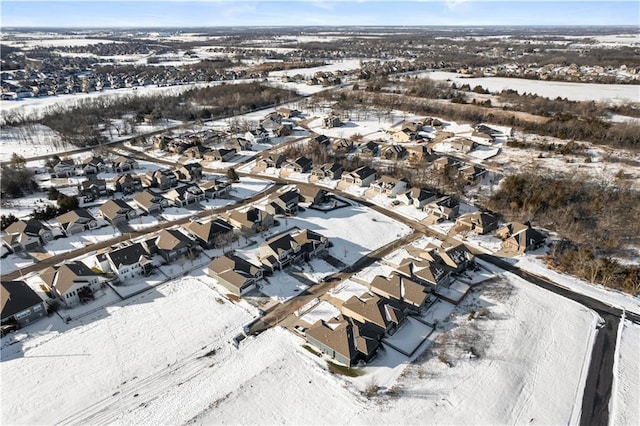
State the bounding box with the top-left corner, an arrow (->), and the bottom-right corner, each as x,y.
33,304 -> 43,312
15,310 -> 30,320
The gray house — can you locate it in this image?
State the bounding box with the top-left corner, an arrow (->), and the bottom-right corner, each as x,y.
1,280 -> 46,327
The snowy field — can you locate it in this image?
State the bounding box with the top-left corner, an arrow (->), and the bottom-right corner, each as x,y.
24,270 -> 605,425
228,177 -> 274,200
425,71 -> 640,104
610,319 -> 640,426
0,124 -> 76,162
0,276 -> 256,425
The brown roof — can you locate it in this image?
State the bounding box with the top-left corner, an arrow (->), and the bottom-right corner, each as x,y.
341,293 -> 404,330
155,229 -> 193,251
98,199 -> 134,220
369,273 -> 429,308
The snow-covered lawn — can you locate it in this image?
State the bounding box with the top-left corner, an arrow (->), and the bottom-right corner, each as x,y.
44,226 -> 122,256
299,257 -> 336,282
58,270 -> 603,425
260,270 -> 308,302
228,177 -> 274,200
610,319 -> 640,426
128,215 -> 161,230
299,300 -> 341,325
328,279 -> 369,302
0,277 -> 256,425
420,299 -> 456,325
352,261 -> 395,283
383,317 -> 434,356
160,207 -> 195,221
0,192 -> 57,219
0,255 -> 35,275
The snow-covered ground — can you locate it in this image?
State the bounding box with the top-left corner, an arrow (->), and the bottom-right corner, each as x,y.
0,124 -> 76,162
425,71 -> 640,104
9,270 -> 603,425
610,319 -> 640,426
228,177 -> 274,200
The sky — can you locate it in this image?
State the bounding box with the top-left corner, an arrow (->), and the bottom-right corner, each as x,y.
1,1 -> 639,28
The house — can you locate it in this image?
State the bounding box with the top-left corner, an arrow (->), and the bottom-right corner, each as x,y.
277,107 -> 301,119
82,156 -> 107,175
260,114 -> 282,131
310,134 -> 331,149
358,141 -> 380,158
265,189 -> 300,216
113,173 -> 143,194
174,163 -> 203,182
424,196 -> 460,221
433,156 -> 461,172
1,280 -> 46,327
182,218 -> 234,249
228,207 -> 274,234
40,261 -> 101,307
397,257 -> 453,288
474,123 -> 513,139
341,293 -> 406,336
332,138 -> 354,155
417,244 -> 474,273
206,254 -> 264,297
369,273 -> 431,312
258,228 -> 327,271
198,179 -> 230,199
244,128 -> 270,144
78,178 -> 108,199
105,241 -> 155,280
258,154 -> 286,169
203,148 -> 237,163
154,229 -> 196,263
111,156 -> 138,173
406,145 -> 433,163
391,128 -> 414,143
298,184 -> 329,205
369,176 -> 408,197
56,208 -> 98,235
133,189 -> 168,215
380,144 -> 408,161
323,115 -> 342,128
50,158 -> 76,178
142,169 -> 178,190
182,146 -> 208,159
305,316 -> 381,367
282,156 -> 312,173
449,138 -> 477,153
341,166 -> 377,187
164,184 -> 206,207
458,164 -> 486,183
311,162 -> 343,180
397,187 -> 438,209
273,123 -> 294,137
496,222 -> 546,253
225,137 -> 253,152
455,211 -> 499,235
2,219 -> 53,252
97,199 -> 137,225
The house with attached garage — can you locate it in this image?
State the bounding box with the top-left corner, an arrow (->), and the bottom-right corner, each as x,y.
198,178 -> 230,199
396,257 -> 453,289
282,156 -> 313,173
113,173 -> 143,194
98,199 -> 137,225
78,178 -> 109,199
496,222 -> 546,253
310,134 -> 331,149
391,127 -> 415,143
164,184 -> 206,207
358,140 -> 380,158
50,158 -> 77,178
423,196 -> 460,221
182,218 -> 234,249
380,144 -> 408,161
341,166 -> 377,187
206,254 -> 264,297
332,138 -> 355,155
2,219 -> 53,252
203,148 -> 237,163
133,189 -> 168,215
397,187 -> 438,209
369,176 -> 409,197
433,156 -> 462,172
153,229 -> 197,264
1,280 -> 46,327
415,244 -> 474,273
298,184 -> 329,206
368,273 -> 431,313
225,137 -> 252,152
174,163 -> 203,182
458,164 -> 486,183
40,261 -> 102,307
228,207 -> 274,234
341,292 -> 406,336
111,156 -> 138,173
56,208 -> 99,236
142,169 -> 178,190
449,137 -> 477,153
305,315 -> 382,367
105,240 -> 155,280
244,128 -> 270,144
258,154 -> 286,169
323,114 -> 342,128
311,162 -> 343,180
81,156 -> 107,175
258,228 -> 328,271
265,188 -> 300,216
455,211 -> 499,235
